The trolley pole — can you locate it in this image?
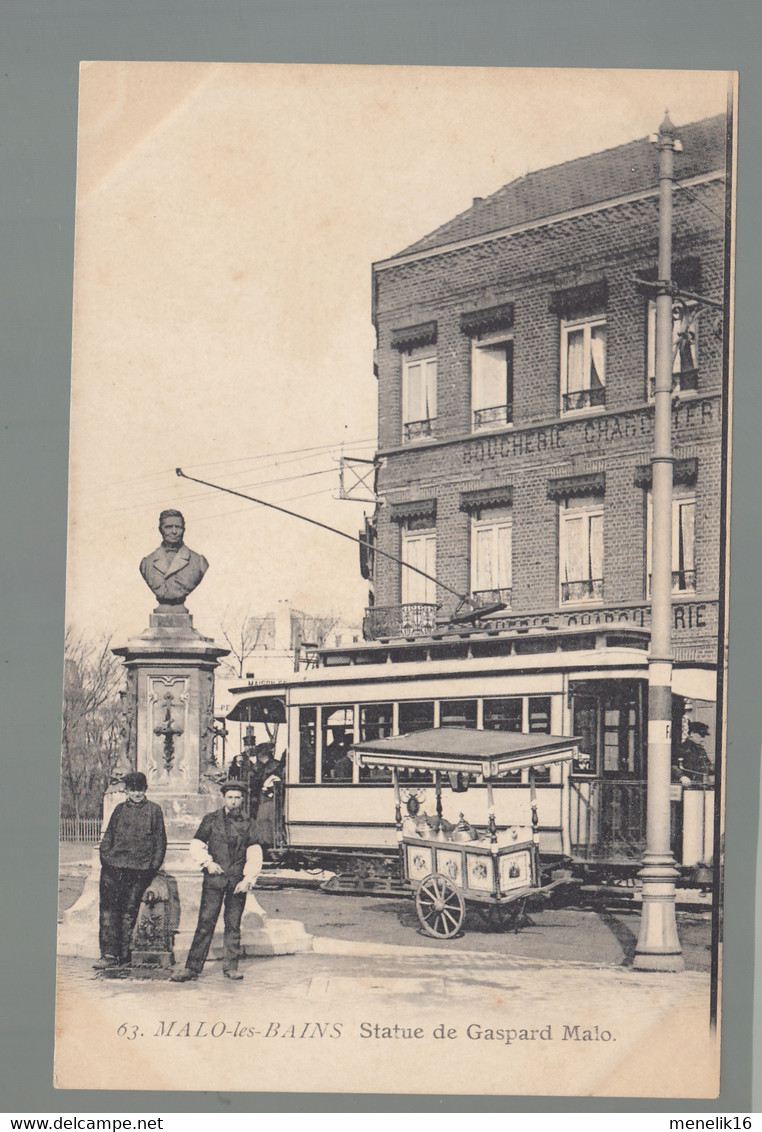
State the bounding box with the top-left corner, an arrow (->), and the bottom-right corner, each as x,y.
634,112 -> 684,971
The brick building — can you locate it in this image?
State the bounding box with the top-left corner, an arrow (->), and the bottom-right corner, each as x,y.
229,115 -> 728,866
355,114 -> 728,816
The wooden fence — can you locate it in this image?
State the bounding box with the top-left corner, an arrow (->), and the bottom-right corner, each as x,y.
60,817 -> 102,842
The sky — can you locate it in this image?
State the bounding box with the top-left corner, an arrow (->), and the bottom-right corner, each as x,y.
65,63 -> 730,647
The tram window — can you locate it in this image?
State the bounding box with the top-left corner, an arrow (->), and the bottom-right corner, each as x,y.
570,681 -> 645,778
322,706 -> 354,782
298,708 -> 317,783
482,698 -> 522,779
571,695 -> 599,774
483,698 -> 523,732
440,699 -> 477,728
359,704 -> 393,783
398,701 -> 434,783
528,697 -> 551,781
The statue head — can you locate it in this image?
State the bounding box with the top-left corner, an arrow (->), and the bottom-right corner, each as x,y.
158,509 -> 185,550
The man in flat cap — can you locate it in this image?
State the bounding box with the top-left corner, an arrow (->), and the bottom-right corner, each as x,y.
140,509 -> 209,607
171,780 -> 264,983
94,771 -> 167,970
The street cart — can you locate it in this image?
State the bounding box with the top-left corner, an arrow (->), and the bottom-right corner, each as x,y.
352,727 -> 580,938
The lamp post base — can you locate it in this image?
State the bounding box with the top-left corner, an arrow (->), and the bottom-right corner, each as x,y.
633,860 -> 685,971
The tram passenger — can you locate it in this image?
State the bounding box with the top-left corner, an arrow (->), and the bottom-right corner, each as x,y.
330,748 -> 354,780
250,742 -> 285,850
322,726 -> 351,780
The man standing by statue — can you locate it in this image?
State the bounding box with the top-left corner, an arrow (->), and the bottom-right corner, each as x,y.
140,510 -> 209,607
94,771 -> 167,971
171,780 -> 264,983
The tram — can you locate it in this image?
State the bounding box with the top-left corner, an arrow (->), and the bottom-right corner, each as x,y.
223,622 -> 716,892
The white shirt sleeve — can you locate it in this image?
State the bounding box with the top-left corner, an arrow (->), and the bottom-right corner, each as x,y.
242,843 -> 264,883
188,838 -> 216,871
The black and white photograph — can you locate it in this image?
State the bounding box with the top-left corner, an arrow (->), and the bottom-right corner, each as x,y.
55,62 -> 735,1096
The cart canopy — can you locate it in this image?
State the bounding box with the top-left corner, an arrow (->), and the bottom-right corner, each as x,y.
352,727 -> 579,778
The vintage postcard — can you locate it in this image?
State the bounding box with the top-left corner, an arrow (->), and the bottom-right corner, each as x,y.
56,63 -> 735,1096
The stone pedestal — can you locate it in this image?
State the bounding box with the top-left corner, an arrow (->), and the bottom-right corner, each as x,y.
59,607 -> 312,964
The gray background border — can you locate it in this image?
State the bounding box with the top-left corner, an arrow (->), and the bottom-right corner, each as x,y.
1,0 -> 759,1113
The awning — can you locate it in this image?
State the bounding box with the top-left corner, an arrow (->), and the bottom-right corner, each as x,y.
634,457 -> 698,489
547,472 -> 605,501
390,320 -> 437,352
460,302 -> 514,338
352,727 -> 579,777
459,485 -> 513,513
389,498 -> 437,523
672,668 -> 717,703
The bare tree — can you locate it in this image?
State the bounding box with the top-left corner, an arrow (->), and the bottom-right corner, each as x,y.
291,610 -> 343,669
216,607 -> 273,680
61,629 -> 125,820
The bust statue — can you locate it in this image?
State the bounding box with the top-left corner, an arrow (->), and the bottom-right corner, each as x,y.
140,510 -> 209,607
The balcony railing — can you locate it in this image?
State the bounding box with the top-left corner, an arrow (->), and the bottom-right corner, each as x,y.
473,404 -> 512,429
562,386 -> 606,413
403,417 -> 436,442
647,570 -> 696,595
363,603 -> 439,641
561,578 -> 603,603
648,368 -> 699,399
472,587 -> 512,608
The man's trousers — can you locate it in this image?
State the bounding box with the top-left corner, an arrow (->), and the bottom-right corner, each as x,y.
185,879 -> 246,974
99,864 -> 153,962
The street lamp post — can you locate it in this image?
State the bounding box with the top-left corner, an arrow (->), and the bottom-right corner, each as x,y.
634,112 -> 684,971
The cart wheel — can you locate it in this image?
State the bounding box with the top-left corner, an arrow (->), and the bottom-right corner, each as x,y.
415,874 -> 465,939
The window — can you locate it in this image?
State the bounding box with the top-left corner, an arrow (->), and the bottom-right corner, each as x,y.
570,681 -> 646,779
321,705 -> 354,782
560,318 -> 606,413
358,704 -> 393,782
470,507 -> 512,606
472,338 -> 513,429
440,700 -> 477,728
559,496 -> 603,603
402,354 -> 437,441
646,489 -> 696,594
401,525 -> 437,608
298,707 -> 316,783
646,300 -> 698,399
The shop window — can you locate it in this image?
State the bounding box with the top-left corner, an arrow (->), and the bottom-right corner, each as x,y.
472,338 -> 513,429
560,318 -> 606,413
559,496 -> 603,603
402,353 -> 437,442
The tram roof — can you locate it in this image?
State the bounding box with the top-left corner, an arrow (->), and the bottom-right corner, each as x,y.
352,726 -> 578,776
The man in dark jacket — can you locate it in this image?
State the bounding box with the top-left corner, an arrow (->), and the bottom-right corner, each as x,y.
95,771 -> 167,970
171,780 -> 263,983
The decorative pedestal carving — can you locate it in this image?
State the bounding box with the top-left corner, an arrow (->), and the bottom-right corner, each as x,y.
59,606 -> 312,965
